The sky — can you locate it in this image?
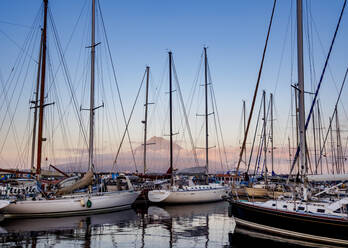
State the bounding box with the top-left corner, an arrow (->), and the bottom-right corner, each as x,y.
0,0 -> 348,173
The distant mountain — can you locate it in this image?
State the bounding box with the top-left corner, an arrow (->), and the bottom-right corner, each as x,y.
40,137 -> 293,174
135,136 -> 183,152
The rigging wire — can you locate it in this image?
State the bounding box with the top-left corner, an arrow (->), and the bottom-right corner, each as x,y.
289,0 -> 347,176
112,70 -> 146,172
236,0 -> 277,173
48,8 -> 89,148
208,64 -> 229,170
247,97 -> 263,174
172,60 -> 199,167
97,0 -> 137,171
0,13 -> 41,167
316,66 -> 348,168
308,4 -> 348,124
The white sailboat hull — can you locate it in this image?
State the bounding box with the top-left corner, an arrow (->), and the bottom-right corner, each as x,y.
148,185 -> 230,204
1,190 -> 140,218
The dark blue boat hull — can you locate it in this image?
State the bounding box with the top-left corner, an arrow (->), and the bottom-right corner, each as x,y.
229,200 -> 348,243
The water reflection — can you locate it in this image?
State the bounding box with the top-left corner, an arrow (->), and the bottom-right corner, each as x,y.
0,201 -> 326,247
146,202 -> 231,248
0,202 -> 234,247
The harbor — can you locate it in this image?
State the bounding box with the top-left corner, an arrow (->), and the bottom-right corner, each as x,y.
0,201 -> 326,248
0,0 -> 348,247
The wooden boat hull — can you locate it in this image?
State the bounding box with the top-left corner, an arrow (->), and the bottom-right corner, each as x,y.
229,200 -> 348,246
148,186 -> 230,204
1,191 -> 140,218
230,187 -> 246,197
245,187 -> 267,198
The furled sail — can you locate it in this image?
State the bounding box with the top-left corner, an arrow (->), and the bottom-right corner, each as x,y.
56,170 -> 93,195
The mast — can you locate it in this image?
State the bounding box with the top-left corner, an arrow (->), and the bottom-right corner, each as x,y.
335,106 -> 344,173
88,0 -> 96,171
270,93 -> 274,175
317,100 -> 323,174
169,51 -> 174,186
329,117 -> 335,174
294,85 -> 300,174
262,90 -> 267,183
204,47 -> 209,179
288,137 -> 292,172
235,0 -> 276,173
143,66 -> 150,174
312,102 -> 318,173
30,31 -> 43,171
36,0 -> 48,177
243,100 -> 247,165
297,0 -> 307,179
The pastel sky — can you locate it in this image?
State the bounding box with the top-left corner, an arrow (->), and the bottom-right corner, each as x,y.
0,0 -> 347,173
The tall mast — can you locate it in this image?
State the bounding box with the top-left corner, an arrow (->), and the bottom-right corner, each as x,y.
288,137 -> 292,172
169,51 -> 174,185
36,0 -> 48,177
204,47 -> 209,178
329,117 -> 335,174
31,31 -> 43,171
243,100 -> 247,165
235,0 -> 276,173
294,86 -> 300,174
262,90 -> 267,183
88,0 -> 96,171
335,106 -> 344,173
317,100 -> 323,174
312,102 -> 318,173
270,93 -> 274,174
143,66 -> 150,174
297,0 -> 307,179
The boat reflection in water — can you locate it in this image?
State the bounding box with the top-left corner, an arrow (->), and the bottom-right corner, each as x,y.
0,209 -> 138,247
145,201 -> 234,248
0,202 -> 234,247
0,209 -> 138,234
229,225 -> 347,248
0,201 -> 334,247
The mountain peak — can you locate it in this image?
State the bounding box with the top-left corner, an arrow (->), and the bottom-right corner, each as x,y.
137,136 -> 183,151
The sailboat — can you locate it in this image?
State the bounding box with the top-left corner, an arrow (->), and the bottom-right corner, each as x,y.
148,49 -> 230,204
0,0 -> 139,218
228,0 -> 348,246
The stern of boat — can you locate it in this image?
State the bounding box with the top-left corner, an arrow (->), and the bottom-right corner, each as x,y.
148,190 -> 170,203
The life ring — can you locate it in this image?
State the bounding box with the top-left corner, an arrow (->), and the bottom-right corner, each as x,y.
86,199 -> 92,208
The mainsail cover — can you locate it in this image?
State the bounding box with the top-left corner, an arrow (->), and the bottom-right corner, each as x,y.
307,174 -> 348,182
56,170 -> 93,195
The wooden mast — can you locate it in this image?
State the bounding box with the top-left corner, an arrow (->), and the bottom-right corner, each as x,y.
30,30 -> 43,171
88,0 -> 96,171
235,0 -> 276,173
36,0 -> 48,178
169,51 -> 174,186
143,66 -> 150,174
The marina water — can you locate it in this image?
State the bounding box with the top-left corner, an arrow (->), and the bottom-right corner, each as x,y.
0,201 -> 316,248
